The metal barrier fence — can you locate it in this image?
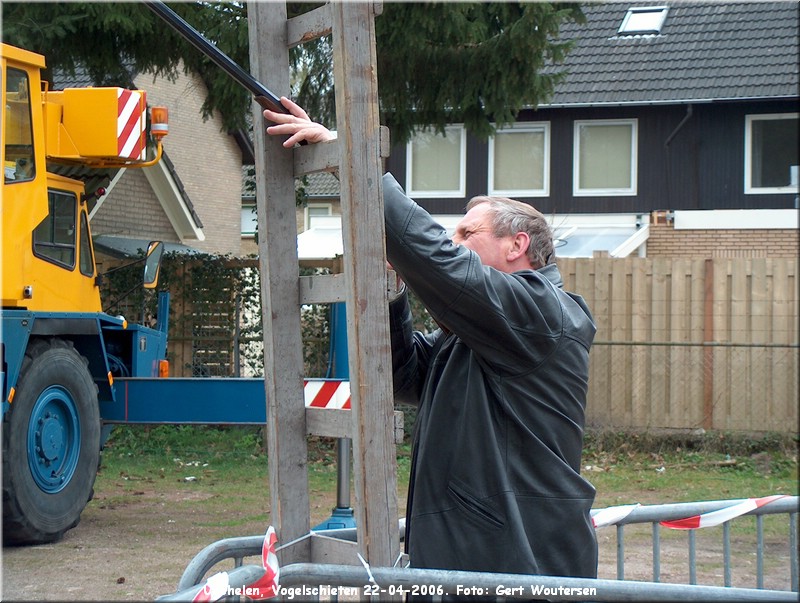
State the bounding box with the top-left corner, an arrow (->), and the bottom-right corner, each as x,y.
159,496 -> 799,601
592,496 -> 798,590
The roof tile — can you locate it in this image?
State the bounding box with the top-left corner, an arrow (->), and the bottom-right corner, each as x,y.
546,1 -> 798,106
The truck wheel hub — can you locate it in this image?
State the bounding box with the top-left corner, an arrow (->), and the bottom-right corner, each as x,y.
37,416 -> 64,463
28,386 -> 81,493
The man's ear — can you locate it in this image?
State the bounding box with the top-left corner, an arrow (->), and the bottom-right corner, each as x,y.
507,232 -> 531,262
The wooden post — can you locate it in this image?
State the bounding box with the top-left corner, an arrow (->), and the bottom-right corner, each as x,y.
246,0 -> 398,571
330,1 -> 400,568
248,1 -> 311,557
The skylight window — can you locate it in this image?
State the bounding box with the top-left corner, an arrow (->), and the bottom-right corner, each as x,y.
619,6 -> 668,35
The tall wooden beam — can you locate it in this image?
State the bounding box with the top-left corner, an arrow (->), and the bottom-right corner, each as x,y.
247,0 -> 398,571
247,1 -> 311,558
330,1 -> 399,567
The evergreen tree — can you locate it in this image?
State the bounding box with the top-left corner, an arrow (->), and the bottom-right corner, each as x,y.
377,2 -> 584,142
1,2 -> 584,144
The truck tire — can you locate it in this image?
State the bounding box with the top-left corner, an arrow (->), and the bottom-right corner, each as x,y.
2,338 -> 101,545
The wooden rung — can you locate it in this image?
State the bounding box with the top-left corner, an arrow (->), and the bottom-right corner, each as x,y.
306,407 -> 351,439
379,125 -> 391,159
299,271 -> 403,306
306,408 -> 404,444
287,3 -> 332,48
299,273 -> 347,304
294,138 -> 339,178
292,127 -> 389,179
309,533 -> 360,565
277,532 -> 361,566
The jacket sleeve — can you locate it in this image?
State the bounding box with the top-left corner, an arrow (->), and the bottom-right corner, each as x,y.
388,288 -> 443,406
382,172 -> 563,375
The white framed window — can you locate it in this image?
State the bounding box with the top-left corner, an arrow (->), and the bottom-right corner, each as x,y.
241,203 -> 257,237
489,122 -> 550,197
744,113 -> 799,194
305,203 -> 333,229
406,125 -> 466,198
573,119 -> 638,196
619,6 -> 668,35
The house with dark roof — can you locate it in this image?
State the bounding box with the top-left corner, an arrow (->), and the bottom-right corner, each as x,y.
240,171 -> 342,257
380,0 -> 799,258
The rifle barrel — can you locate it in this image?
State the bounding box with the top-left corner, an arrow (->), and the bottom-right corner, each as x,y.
144,1 -> 285,114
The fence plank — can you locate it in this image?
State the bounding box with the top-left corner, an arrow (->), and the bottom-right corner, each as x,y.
669,258 -> 689,426
590,258 -> 612,425
729,259 -> 750,430
650,258 -> 670,428
750,259 -> 769,430
687,259 -> 706,428
769,259 -> 798,431
631,260 -> 649,427
610,258 -> 631,425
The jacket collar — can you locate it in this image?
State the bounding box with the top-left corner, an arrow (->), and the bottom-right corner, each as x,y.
536,263 -> 563,289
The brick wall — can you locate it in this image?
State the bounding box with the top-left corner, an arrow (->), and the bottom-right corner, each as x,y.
92,169 -> 178,242
647,221 -> 799,259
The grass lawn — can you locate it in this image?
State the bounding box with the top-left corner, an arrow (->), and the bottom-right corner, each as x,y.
3,424 -> 794,601
98,425 -> 797,527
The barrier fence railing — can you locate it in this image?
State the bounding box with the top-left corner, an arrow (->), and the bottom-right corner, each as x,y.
590,496 -> 798,590
159,496 -> 798,601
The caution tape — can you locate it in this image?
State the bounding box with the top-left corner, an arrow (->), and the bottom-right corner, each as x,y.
191,570 -> 229,602
591,495 -> 789,530
660,495 -> 788,530
591,503 -> 640,528
192,526 -> 280,602
244,526 -> 280,600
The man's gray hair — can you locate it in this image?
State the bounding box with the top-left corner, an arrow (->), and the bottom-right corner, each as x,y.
466,196 -> 555,269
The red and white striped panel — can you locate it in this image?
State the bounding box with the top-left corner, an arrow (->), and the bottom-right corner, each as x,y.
303,380 -> 351,409
117,89 -> 146,160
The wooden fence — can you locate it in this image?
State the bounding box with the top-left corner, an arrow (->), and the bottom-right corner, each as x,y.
147,256 -> 798,433
559,257 -> 799,433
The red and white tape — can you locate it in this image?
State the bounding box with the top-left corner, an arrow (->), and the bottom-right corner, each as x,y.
304,380 -> 351,409
591,503 -> 640,528
243,526 -> 280,599
191,571 -> 229,602
660,495 -> 787,530
192,526 -> 280,602
591,495 -> 788,530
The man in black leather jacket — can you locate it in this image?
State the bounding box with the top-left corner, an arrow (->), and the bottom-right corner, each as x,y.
265,98 -> 598,580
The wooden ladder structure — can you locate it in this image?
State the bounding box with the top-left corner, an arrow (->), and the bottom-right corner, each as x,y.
247,1 -> 400,571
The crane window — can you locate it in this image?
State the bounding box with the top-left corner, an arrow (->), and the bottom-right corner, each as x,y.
4,68 -> 35,183
33,190 -> 77,269
79,210 -> 94,276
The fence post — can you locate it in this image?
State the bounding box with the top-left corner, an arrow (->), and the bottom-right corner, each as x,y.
703,258 -> 714,429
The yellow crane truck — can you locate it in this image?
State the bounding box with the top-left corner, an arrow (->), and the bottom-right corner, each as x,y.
1,43 -> 169,544
2,6 -> 336,546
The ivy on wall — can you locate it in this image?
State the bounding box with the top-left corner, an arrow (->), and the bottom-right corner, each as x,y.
99,252 -> 434,379
99,250 -> 436,440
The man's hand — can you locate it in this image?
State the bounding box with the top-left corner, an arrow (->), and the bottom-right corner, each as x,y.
264,97 -> 335,147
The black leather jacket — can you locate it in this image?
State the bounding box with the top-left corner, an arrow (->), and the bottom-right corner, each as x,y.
383,173 -> 598,578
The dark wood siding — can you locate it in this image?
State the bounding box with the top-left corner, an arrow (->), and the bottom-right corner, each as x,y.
385,99 -> 798,216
